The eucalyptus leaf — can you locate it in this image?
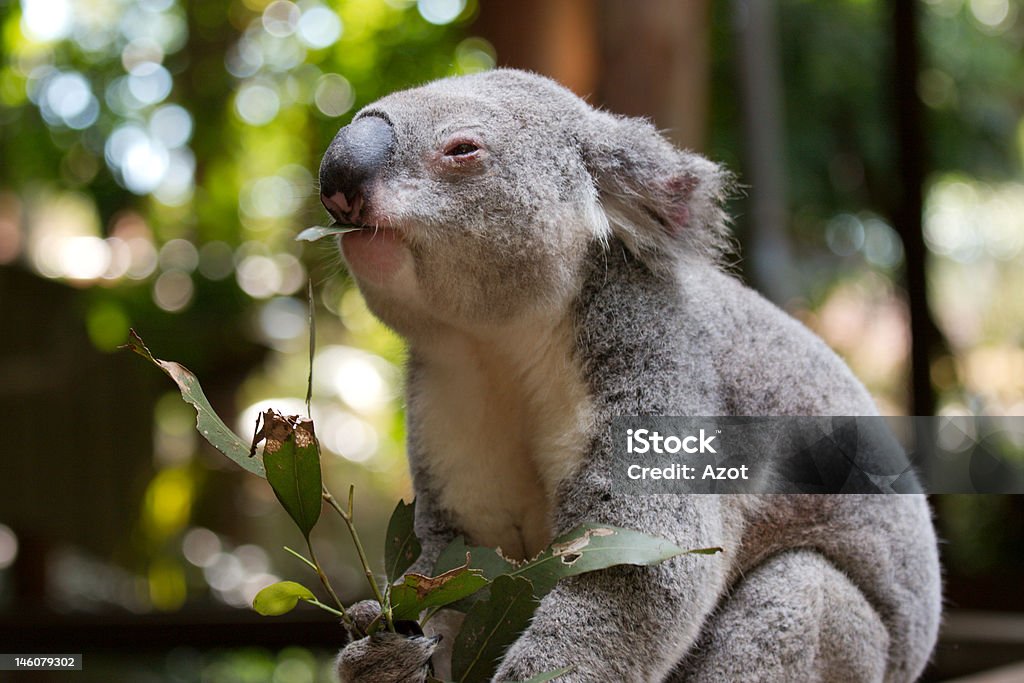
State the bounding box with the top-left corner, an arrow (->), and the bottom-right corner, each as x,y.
122,329 -> 264,477
504,668 -> 573,683
451,575 -> 538,683
295,225 -> 362,242
385,499 -> 422,583
390,556 -> 489,622
305,279 -> 315,416
252,580 -> 316,616
434,537 -> 512,580
438,526 -> 722,602
509,524 -> 722,597
256,409 -> 323,539
432,538 -> 514,611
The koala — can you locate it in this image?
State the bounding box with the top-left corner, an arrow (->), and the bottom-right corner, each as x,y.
318,69 -> 942,682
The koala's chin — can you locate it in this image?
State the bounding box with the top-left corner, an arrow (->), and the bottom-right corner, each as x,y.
340,228 -> 411,288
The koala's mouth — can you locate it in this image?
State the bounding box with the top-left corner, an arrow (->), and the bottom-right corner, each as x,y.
339,224 -> 408,286
315,191 -> 403,240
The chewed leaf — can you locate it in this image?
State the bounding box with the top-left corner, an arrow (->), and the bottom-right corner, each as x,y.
122,329 -> 264,477
435,537 -> 514,580
255,409 -> 323,539
295,225 -> 362,242
252,580 -> 316,616
510,524 -> 722,598
390,554 -> 489,621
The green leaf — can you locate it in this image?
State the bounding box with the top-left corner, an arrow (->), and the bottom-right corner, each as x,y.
687,546 -> 725,555
252,580 -> 316,616
452,575 -> 539,683
306,278 -> 315,417
432,538 -> 514,611
504,668 -> 574,683
122,329 -> 264,478
435,537 -> 514,579
509,524 -> 721,598
390,556 -> 489,622
256,409 -> 323,538
295,225 -> 362,242
385,499 -> 422,584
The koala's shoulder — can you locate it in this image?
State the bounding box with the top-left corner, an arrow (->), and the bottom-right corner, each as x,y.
679,265 -> 876,416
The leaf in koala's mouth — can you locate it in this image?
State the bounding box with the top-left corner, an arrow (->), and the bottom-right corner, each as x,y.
294,224 -> 363,242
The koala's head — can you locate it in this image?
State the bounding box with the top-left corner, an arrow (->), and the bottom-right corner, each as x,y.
319,69 -> 730,338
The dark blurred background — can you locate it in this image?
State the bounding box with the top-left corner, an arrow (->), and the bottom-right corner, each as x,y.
0,0 -> 1022,681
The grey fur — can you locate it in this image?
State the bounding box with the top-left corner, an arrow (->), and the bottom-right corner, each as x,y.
325,69 -> 941,682
335,632 -> 438,683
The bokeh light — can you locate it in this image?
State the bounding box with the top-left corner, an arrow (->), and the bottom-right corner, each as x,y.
0,524 -> 19,570
417,0 -> 465,25
235,81 -> 280,125
297,5 -> 343,49
313,73 -> 354,116
20,0 -> 73,42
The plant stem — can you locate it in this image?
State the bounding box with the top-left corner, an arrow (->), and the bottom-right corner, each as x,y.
305,537 -> 362,637
283,545 -> 318,572
323,485 -> 396,633
305,597 -> 345,619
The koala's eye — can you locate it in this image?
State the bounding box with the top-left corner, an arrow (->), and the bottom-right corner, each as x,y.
444,142 -> 480,157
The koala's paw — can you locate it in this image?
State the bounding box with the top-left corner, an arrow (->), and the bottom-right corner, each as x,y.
335,632 -> 441,683
343,599 -> 383,641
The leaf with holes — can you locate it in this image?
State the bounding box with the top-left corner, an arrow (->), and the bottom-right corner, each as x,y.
509,524 -> 722,598
389,555 -> 489,622
431,537 -> 515,611
122,329 -> 264,477
434,536 -> 513,580
256,409 -> 322,539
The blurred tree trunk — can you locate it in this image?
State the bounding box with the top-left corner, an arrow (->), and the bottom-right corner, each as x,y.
597,0 -> 710,152
732,0 -> 797,305
474,1 -> 710,151
890,0 -> 940,416
473,0 -> 601,98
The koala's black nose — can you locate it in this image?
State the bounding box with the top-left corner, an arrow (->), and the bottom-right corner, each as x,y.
319,114 -> 395,224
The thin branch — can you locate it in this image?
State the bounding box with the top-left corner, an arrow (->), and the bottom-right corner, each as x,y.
305,536 -> 362,637
283,545 -> 318,573
323,485 -> 396,633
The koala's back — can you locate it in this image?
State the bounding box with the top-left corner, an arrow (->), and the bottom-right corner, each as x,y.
682,269 -> 941,680
573,247 -> 941,679
675,263 -> 876,417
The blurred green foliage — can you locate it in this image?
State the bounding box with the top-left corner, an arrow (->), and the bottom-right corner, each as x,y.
0,0 -> 490,370
0,0 -> 492,620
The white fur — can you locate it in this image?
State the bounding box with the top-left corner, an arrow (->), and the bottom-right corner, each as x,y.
414,312 -> 594,561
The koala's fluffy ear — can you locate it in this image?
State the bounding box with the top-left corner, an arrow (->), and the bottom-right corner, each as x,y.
581,109 -> 732,271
